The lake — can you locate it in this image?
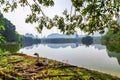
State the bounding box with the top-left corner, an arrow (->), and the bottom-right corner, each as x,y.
17,42 -> 120,77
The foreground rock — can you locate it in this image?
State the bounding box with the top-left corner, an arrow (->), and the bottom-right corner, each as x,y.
0,53 -> 119,80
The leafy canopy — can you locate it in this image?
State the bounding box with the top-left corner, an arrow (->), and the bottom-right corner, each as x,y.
0,13 -> 5,43
0,0 -> 120,35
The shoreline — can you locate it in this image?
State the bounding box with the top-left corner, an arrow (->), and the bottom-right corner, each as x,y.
54,60 -> 120,78
17,53 -> 120,78
0,53 -> 119,80
19,53 -> 120,78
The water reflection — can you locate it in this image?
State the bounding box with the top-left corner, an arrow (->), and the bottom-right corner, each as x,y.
93,44 -> 106,50
21,41 -> 120,65
18,42 -> 120,77
105,42 -> 120,65
0,44 -> 20,53
81,36 -> 93,46
20,42 -> 119,65
107,50 -> 120,65
43,43 -> 81,49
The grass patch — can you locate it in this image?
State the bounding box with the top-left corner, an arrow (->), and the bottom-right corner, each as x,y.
0,53 -> 119,80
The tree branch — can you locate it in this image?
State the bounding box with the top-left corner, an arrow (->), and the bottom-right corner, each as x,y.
33,0 -> 46,17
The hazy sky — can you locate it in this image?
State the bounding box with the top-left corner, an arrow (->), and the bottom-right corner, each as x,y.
2,0 -> 76,37
2,0 -> 102,37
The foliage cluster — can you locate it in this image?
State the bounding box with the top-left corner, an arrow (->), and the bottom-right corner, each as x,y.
102,29 -> 120,42
0,0 -> 120,35
102,30 -> 120,53
0,13 -> 5,43
106,42 -> 120,53
0,13 -> 21,43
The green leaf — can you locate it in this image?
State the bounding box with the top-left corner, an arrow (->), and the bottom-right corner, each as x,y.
0,34 -> 5,43
0,24 -> 5,31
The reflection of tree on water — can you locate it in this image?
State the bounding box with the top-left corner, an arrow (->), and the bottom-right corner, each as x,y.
21,44 -> 39,50
46,43 -> 80,49
107,50 -> 120,65
0,44 -> 20,53
81,36 -> 93,46
22,42 -> 37,48
41,36 -> 94,48
105,42 -> 120,65
21,36 -> 40,48
22,36 -> 102,49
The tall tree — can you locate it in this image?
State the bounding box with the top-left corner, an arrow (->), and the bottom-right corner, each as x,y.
0,13 -> 20,42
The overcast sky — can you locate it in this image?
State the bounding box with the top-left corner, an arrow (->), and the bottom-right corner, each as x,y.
2,0 -> 102,37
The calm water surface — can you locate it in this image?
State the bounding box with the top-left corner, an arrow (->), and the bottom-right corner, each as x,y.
18,43 -> 120,77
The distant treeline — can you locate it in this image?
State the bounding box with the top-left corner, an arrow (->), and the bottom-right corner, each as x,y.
41,38 -> 81,43
0,13 -> 20,43
21,36 -> 41,47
